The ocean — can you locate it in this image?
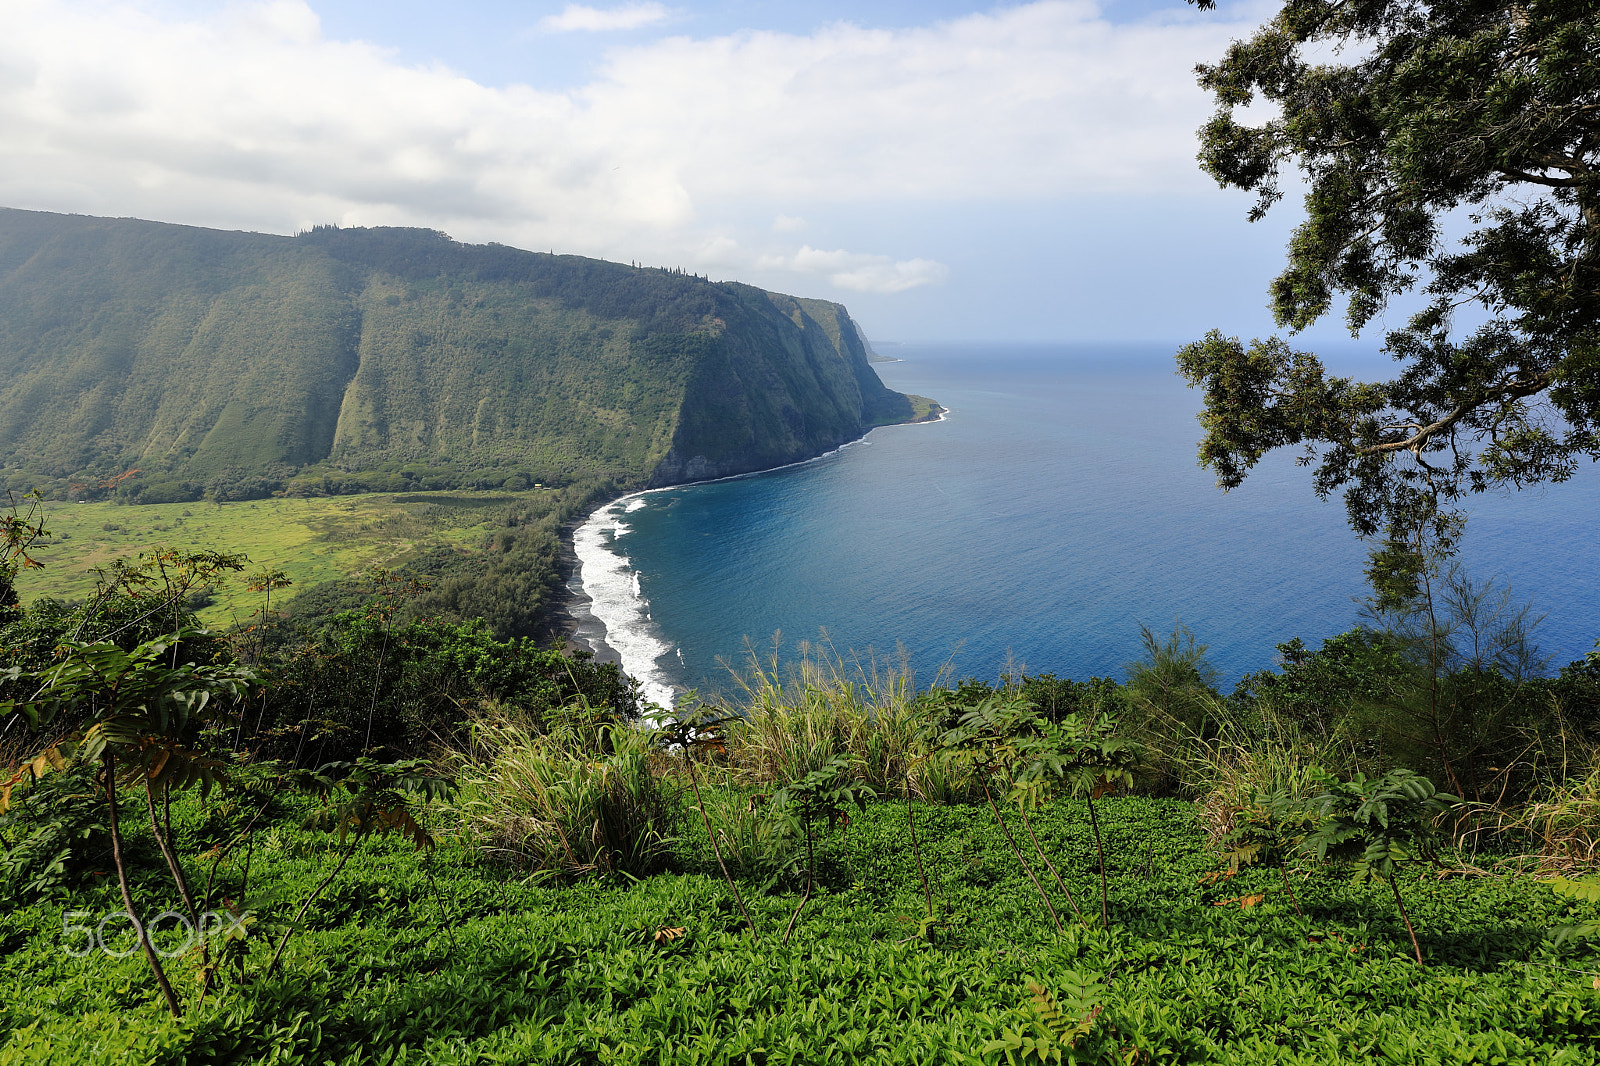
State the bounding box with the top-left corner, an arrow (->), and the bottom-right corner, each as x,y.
570,342 -> 1599,708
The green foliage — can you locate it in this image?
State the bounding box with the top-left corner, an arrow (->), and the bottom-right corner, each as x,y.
3,792 -> 1598,1064
1300,769 -> 1458,881
1117,624 -> 1226,791
1014,713 -> 1142,805
0,491 -> 48,623
1218,787 -> 1312,875
0,765 -> 107,903
1297,767 -> 1459,964
1547,876 -> 1600,950
983,972 -> 1105,1065
13,633 -> 256,755
769,754 -> 875,842
1013,712 -> 1145,930
1235,630 -> 1411,738
247,614 -> 638,764
294,756 -> 454,851
716,638 -> 925,796
262,756 -> 454,982
655,701 -> 764,942
1351,564 -> 1555,803
1178,0 -> 1600,573
768,754 -> 875,942
915,691 -> 1084,932
451,706 -> 678,880
0,619 -> 264,1015
1550,876 -> 1600,905
3,489 -> 1600,1050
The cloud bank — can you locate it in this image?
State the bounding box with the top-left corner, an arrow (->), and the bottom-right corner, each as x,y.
759,246 -> 949,294
0,0 -> 1261,295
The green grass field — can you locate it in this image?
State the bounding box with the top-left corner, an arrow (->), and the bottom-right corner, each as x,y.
12,491 -> 555,627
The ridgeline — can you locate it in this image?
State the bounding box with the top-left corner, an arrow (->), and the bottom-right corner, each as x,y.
0,208 -> 930,504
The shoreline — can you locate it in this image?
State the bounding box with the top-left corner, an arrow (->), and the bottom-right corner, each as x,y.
555,405 -> 948,697
549,508 -> 618,664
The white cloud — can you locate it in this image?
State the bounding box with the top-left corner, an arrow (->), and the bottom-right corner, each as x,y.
537,3 -> 671,33
0,0 -> 1263,292
226,0 -> 322,45
760,246 -> 949,293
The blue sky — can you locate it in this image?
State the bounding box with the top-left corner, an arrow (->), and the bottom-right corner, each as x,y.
0,0 -> 1385,347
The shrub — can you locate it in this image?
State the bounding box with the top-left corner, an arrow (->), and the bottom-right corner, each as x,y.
1117,625 -> 1224,792
0,764 -> 109,903
717,638 -> 926,796
450,704 -> 679,880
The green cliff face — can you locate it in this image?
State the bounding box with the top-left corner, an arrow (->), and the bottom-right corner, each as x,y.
0,209 -> 917,501
646,288 -> 915,486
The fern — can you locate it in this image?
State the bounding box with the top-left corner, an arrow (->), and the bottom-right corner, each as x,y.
984,974 -> 1104,1064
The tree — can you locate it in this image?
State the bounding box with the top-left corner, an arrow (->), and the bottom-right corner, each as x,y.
768,754 -> 874,944
1177,0 -> 1599,591
3,633 -> 261,1017
1014,712 -> 1143,930
654,703 -> 761,943
917,692 -> 1070,935
1298,768 -> 1458,965
0,491 -> 49,622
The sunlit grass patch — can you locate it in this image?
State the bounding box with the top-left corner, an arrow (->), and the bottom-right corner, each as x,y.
10,491 -> 546,625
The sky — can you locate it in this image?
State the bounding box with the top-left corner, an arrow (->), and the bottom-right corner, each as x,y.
0,0 -> 1383,346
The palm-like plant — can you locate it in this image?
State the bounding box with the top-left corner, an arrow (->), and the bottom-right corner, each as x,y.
1298,768 -> 1458,965
918,692 -> 1068,935
769,754 -> 874,943
1015,714 -> 1143,930
2,631 -> 260,1016
655,701 -> 761,942
264,756 -> 454,979
1217,788 -> 1315,917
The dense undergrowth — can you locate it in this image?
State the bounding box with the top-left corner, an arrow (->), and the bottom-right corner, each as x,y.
5,788 -> 1600,1065
4,499 -> 1600,1062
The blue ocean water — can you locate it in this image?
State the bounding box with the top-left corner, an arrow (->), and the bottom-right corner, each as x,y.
572,343 -> 1599,705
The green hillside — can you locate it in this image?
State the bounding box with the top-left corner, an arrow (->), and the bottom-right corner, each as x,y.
0,209 -> 922,504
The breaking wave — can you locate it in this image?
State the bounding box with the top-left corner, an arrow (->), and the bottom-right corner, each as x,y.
569,495 -> 679,712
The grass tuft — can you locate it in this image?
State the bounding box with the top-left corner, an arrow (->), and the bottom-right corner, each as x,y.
448,702 -> 680,880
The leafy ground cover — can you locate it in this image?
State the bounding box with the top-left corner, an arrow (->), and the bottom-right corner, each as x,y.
3,791 -> 1597,1065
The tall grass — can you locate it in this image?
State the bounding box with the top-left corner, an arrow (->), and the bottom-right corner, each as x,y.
1115,627 -> 1365,839
1491,771 -> 1600,872
448,703 -> 679,880
712,637 -> 950,797
1462,711 -> 1600,870
1184,700 -> 1363,843
678,784 -> 792,883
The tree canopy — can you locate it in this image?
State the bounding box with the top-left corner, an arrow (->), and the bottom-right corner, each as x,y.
1177,0 -> 1599,592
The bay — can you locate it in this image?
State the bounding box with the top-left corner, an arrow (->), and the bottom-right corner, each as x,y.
571,342 -> 1599,707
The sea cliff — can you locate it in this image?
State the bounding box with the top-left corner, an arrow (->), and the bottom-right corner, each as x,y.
0,208 -> 927,502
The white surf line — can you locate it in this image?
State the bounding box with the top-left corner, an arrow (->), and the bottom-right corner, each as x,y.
569,420 -> 947,711
570,497 -> 680,713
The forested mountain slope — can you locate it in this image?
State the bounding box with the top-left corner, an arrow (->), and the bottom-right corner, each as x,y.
0,209 -> 916,502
